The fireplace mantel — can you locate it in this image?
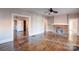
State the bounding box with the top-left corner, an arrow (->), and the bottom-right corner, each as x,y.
52,24 -> 68,25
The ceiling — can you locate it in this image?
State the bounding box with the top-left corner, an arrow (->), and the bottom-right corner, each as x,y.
21,8 -> 79,16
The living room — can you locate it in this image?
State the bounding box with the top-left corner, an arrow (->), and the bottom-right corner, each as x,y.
0,8 -> 79,51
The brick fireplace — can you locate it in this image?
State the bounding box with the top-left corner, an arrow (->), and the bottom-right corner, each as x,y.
53,25 -> 68,35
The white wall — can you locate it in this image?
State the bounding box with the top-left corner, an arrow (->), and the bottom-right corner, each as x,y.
30,14 -> 44,35
69,14 -> 78,34
0,8 -> 45,44
46,17 -> 54,31
54,15 -> 68,25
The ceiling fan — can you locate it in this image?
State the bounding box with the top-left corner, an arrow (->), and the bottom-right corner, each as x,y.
47,8 -> 58,15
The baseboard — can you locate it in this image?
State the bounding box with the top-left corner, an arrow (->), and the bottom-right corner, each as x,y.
0,39 -> 13,44
29,31 -> 44,37
0,32 -> 44,44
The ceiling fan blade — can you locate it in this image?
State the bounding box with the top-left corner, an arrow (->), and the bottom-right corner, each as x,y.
53,11 -> 58,13
44,8 -> 58,15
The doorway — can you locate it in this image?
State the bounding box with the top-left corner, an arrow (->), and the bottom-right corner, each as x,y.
13,14 -> 29,48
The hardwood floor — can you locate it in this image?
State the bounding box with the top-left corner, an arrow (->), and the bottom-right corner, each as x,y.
19,32 -> 69,51
0,32 -> 79,51
0,41 -> 15,51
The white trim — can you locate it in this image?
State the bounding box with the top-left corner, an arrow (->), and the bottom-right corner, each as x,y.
0,39 -> 12,44
11,13 -> 31,41
30,31 -> 44,36
12,13 -> 31,18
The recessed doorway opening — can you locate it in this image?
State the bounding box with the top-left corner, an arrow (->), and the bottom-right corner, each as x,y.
12,14 -> 30,49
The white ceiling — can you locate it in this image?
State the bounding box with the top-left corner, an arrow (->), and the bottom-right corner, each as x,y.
21,8 -> 79,16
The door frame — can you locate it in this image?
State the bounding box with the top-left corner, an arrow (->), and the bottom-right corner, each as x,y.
12,13 -> 31,41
